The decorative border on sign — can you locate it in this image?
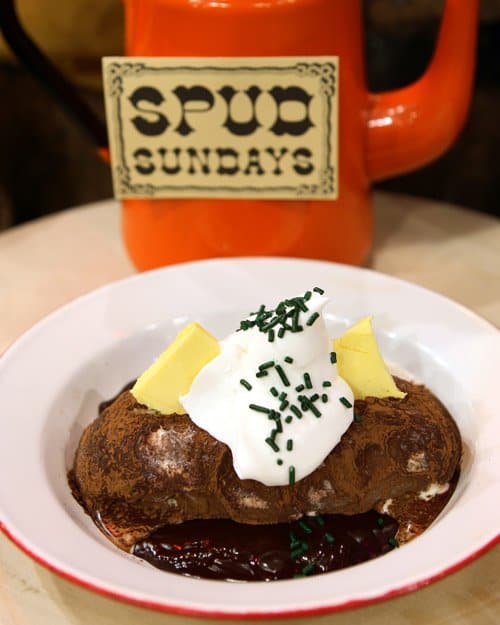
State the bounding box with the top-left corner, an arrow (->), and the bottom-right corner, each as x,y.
104,61 -> 336,198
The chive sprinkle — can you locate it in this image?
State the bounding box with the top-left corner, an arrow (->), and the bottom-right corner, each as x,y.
285,415 -> 293,424
325,532 -> 335,543
301,563 -> 315,576
259,360 -> 275,370
306,312 -> 320,326
321,393 -> 328,403
330,351 -> 337,364
240,379 -> 252,391
322,380 -> 332,387
255,370 -> 268,378
249,403 -> 270,414
309,403 -> 322,418
265,437 -> 279,452
339,396 -> 353,408
295,384 -> 305,392
275,364 -> 290,386
284,356 -> 294,364
290,405 -> 302,419
286,439 -> 293,451
304,373 -> 313,389
290,547 -> 305,559
270,387 -> 279,397
289,466 -> 296,485
299,520 -> 312,534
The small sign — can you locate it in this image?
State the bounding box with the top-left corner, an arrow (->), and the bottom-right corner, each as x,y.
103,56 -> 338,200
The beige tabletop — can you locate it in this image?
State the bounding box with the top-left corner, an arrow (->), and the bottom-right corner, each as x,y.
0,192 -> 499,625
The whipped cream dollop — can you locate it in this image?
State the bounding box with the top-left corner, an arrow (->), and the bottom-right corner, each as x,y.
180,291 -> 354,486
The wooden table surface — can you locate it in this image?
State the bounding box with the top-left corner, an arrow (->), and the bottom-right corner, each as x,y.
0,192 -> 499,625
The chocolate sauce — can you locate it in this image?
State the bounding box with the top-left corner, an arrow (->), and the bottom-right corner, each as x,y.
133,512 -> 399,581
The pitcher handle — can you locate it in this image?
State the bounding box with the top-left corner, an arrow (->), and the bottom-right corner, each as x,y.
0,0 -> 108,150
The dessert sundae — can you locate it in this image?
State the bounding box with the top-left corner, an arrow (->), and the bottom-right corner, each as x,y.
70,289 -> 461,581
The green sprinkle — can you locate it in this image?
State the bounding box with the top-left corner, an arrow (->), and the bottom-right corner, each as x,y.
277,458 -> 283,466
330,351 -> 337,364
310,393 -> 319,402
278,327 -> 286,338
309,403 -> 322,418
240,379 -> 252,391
256,370 -> 268,378
299,520 -> 312,534
315,516 -> 325,526
270,387 -> 279,397
259,360 -> 275,370
284,356 -> 294,364
322,380 -> 332,387
290,405 -> 302,419
285,415 -> 293,424
279,391 -> 287,400
280,399 -> 289,411
289,466 -> 296,485
274,420 -> 283,433
262,316 -> 281,331
306,312 -> 320,326
286,439 -> 293,451
265,437 -> 279,452
388,537 -> 399,548
303,290 -> 312,301
339,396 -> 352,408
313,287 -> 325,295
304,373 -> 312,389
268,329 -> 275,343
325,532 -> 335,543
295,384 -> 305,392
275,364 -> 290,387
290,548 -> 305,559
354,413 -> 362,423
295,298 -> 307,313
377,517 -> 385,527
321,393 -> 328,403
249,403 -> 270,414
289,531 -> 299,547
301,562 -> 315,576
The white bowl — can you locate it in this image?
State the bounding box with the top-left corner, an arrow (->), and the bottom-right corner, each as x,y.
0,258 -> 499,618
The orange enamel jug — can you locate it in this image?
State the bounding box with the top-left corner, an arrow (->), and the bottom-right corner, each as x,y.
0,0 -> 479,270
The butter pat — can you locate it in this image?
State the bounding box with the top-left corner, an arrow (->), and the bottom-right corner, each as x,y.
131,322 -> 220,414
334,317 -> 406,400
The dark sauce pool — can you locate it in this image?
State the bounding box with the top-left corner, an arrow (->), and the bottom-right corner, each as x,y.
132,511 -> 399,581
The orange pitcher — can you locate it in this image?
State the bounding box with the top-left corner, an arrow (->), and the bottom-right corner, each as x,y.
0,0 -> 479,270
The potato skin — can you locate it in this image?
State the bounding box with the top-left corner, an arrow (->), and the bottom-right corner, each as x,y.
72,379 -> 461,550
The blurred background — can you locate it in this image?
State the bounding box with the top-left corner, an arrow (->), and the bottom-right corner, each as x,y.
0,0 -> 498,232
